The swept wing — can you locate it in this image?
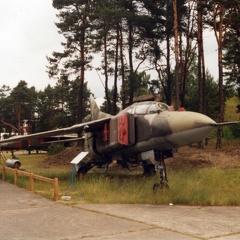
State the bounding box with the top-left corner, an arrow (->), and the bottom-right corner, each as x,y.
0,117 -> 111,144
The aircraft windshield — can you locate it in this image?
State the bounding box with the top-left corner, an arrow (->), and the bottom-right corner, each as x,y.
124,102 -> 170,115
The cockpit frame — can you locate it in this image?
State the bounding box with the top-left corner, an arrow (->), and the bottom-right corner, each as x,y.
122,101 -> 170,115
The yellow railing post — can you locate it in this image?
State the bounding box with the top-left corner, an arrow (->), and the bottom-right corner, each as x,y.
54,178 -> 59,201
30,173 -> 34,192
2,166 -> 5,181
14,168 -> 17,186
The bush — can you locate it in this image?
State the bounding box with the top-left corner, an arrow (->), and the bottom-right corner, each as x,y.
229,123 -> 240,138
48,143 -> 65,155
209,124 -> 240,139
223,127 -> 234,139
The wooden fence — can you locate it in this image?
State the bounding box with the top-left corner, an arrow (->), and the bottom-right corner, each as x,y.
0,166 -> 58,201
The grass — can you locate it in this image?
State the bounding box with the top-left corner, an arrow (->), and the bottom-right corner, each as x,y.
70,168 -> 240,205
2,149 -> 240,206
168,168 -> 240,205
225,96 -> 240,121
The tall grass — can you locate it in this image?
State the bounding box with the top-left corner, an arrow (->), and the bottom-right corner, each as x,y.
167,168 -> 240,205
56,168 -> 240,206
225,96 -> 240,121
3,165 -> 240,205
1,142 -> 239,205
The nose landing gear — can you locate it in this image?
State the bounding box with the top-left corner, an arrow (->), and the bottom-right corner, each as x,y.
153,150 -> 173,192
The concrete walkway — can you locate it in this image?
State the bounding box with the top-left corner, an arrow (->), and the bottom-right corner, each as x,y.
1,181 -> 240,240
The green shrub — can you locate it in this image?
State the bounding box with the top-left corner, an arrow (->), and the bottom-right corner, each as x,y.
223,126 -> 234,139
229,123 -> 240,138
48,143 -> 65,155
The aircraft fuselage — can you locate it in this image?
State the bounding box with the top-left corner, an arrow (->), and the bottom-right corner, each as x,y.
87,108 -> 216,162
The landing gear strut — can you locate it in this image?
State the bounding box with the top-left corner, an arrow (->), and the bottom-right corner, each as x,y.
153,150 -> 172,192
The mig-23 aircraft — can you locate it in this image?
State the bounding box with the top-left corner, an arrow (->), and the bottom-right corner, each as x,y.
0,95 -> 238,189
0,120 -> 77,154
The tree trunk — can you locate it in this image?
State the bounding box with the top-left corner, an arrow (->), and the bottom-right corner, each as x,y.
197,0 -> 204,114
103,25 -> 111,113
179,28 -> 184,107
173,0 -> 180,110
197,0 -> 206,149
119,24 -> 126,109
213,3 -> 225,149
202,43 -> 207,115
77,16 -> 86,123
113,23 -> 120,115
128,20 -> 134,105
166,33 -> 172,106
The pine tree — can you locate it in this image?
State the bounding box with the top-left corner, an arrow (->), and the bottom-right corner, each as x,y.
47,0 -> 93,123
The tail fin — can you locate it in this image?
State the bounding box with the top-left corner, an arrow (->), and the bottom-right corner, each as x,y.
90,95 -> 112,120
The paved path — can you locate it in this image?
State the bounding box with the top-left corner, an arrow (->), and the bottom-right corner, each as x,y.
1,181 -> 240,240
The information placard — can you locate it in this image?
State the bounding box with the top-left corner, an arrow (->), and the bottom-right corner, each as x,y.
70,151 -> 89,165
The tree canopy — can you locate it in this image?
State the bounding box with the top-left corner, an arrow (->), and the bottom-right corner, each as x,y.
0,0 -> 239,146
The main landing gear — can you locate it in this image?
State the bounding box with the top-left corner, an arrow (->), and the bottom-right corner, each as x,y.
153,150 -> 173,192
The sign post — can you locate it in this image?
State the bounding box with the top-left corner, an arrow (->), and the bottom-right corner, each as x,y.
62,151 -> 89,200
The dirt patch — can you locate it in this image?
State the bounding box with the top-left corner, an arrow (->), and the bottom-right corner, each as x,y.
167,144 -> 240,170
41,147 -> 84,168
41,143 -> 240,171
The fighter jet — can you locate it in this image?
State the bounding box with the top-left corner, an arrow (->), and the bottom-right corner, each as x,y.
0,119 -> 77,154
0,96 -> 238,189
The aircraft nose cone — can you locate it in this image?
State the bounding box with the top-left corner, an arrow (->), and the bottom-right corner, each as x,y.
172,111 -> 216,131
165,111 -> 216,147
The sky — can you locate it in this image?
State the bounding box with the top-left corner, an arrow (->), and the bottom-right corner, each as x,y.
0,0 -> 219,100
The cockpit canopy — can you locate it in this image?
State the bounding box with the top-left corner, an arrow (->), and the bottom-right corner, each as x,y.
123,101 -> 170,115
